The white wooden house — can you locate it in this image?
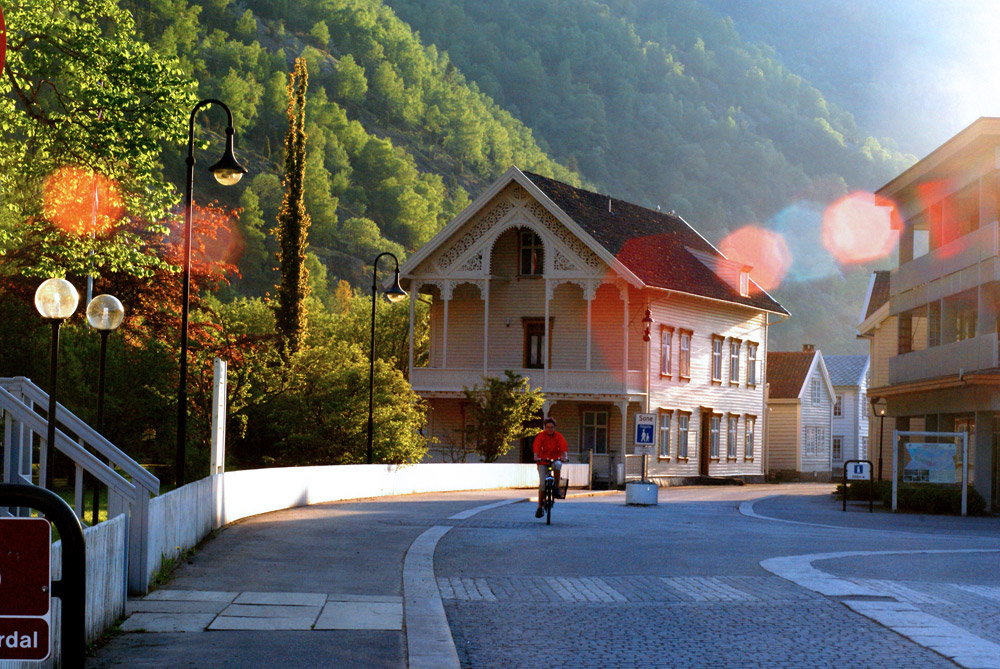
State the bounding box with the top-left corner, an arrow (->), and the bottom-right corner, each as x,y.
825,355 -> 870,474
765,346 -> 835,481
399,166 -> 788,483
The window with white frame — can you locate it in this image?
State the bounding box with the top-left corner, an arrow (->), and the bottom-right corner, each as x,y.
678,414 -> 690,457
745,416 -> 756,458
660,327 -> 673,376
710,415 -> 720,458
861,436 -> 868,459
811,378 -> 822,404
679,331 -> 692,378
582,410 -> 608,454
659,412 -> 671,458
711,337 -> 723,382
832,436 -> 843,460
727,415 -> 738,458
834,395 -> 843,417
729,340 -> 740,384
747,343 -> 758,386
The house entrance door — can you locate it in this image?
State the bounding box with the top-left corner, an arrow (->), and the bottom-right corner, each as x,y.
700,410 -> 712,476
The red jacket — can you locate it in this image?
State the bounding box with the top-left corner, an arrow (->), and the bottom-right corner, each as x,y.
533,430 -> 568,462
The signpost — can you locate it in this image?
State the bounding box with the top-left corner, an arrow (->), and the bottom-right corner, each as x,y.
842,459 -> 874,513
634,413 -> 656,452
0,484 -> 86,667
0,518 -> 51,661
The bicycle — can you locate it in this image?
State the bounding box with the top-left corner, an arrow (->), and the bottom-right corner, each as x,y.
539,461 -> 568,525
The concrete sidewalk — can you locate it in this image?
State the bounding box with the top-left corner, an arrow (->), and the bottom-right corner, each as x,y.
87,490 -> 532,668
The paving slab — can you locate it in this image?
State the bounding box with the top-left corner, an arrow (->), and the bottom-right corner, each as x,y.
126,599 -> 228,615
208,616 -> 316,631
314,602 -> 403,630
119,612 -> 216,633
233,592 -> 328,607
327,594 -> 402,603
220,604 -> 324,619
143,589 -> 237,603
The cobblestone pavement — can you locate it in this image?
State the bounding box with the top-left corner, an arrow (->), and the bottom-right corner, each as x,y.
436,485 -> 1000,669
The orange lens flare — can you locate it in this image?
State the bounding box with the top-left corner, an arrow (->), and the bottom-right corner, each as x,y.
192,207 -> 245,271
821,191 -> 900,264
718,225 -> 791,293
42,166 -> 124,235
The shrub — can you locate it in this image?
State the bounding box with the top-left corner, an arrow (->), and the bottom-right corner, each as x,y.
835,479 -> 890,501
879,484 -> 987,516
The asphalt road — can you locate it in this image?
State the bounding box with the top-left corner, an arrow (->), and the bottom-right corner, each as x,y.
88,484 -> 1000,668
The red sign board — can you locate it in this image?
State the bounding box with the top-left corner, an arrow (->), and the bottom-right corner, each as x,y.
0,517 -> 51,661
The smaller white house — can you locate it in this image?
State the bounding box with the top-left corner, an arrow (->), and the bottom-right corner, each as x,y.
765,345 -> 835,481
825,355 -> 870,475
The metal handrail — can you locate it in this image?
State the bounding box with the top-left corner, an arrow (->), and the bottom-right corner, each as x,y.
2,377 -> 159,493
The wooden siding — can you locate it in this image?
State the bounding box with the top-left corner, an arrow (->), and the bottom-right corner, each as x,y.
645,292 -> 767,478
767,402 -> 800,471
800,363 -> 833,472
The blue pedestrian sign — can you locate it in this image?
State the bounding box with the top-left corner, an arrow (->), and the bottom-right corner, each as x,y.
634,413 -> 657,447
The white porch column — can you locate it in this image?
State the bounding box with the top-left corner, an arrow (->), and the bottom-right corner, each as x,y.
616,400 -> 630,484
586,281 -> 595,371
442,281 -> 452,369
542,399 -> 556,418
482,279 -> 490,376
544,279 -> 551,388
620,284 -> 629,393
408,281 -> 416,377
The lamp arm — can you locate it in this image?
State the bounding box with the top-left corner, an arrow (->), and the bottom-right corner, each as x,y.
187,99 -> 236,160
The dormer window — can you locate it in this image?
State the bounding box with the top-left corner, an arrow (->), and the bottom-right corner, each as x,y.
739,270 -> 750,297
519,230 -> 544,275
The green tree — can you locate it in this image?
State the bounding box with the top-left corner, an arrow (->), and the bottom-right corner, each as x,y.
0,0 -> 197,279
462,371 -> 545,462
333,54 -> 368,103
274,58 -> 311,356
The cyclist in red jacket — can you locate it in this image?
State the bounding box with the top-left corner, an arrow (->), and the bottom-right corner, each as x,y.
533,417 -> 568,518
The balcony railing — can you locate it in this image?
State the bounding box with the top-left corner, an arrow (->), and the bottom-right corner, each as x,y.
410,367 -> 646,396
891,220 -> 998,308
888,332 -> 998,384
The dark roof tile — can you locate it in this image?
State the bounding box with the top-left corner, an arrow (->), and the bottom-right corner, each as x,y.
524,171 -> 789,315
767,351 -> 816,399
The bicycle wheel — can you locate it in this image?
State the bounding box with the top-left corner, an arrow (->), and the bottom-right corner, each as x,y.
545,480 -> 553,525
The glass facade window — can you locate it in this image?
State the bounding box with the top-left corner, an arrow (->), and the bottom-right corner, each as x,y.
834,395 -> 843,417
519,230 -> 544,275
729,341 -> 740,383
660,328 -> 672,376
747,344 -> 758,385
712,338 -> 723,381
811,379 -> 822,404
680,333 -> 691,378
710,415 -> 720,458
745,417 -> 755,458
832,436 -> 843,460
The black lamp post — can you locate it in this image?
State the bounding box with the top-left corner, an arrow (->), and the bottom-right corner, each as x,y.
367,252 -> 407,464
177,99 -> 247,488
871,396 -> 887,480
87,294 -> 124,524
35,278 -> 80,491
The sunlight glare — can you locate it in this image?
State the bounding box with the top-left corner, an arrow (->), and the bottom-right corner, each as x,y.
42,166 -> 124,235
718,225 -> 791,293
821,191 -> 900,264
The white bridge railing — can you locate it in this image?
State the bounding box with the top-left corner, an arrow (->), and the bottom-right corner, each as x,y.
0,376 -> 159,593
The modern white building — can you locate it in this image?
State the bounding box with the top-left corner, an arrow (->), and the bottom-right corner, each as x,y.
858,117 -> 1000,510
399,166 -> 788,483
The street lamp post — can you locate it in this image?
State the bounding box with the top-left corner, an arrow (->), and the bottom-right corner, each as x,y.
35,278 -> 80,491
86,294 -> 124,524
871,396 -> 887,480
367,252 -> 407,464
177,99 -> 247,487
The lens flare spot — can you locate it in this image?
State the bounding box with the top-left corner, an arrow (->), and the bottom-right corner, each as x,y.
718,225 -> 792,293
42,166 -> 124,235
193,207 -> 245,271
821,191 -> 900,264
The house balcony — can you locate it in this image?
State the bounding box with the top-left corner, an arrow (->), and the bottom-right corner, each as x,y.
891,221 -> 999,314
410,367 -> 646,397
888,332 -> 998,385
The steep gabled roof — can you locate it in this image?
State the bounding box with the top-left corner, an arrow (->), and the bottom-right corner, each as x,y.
523,171 -> 789,315
865,271 -> 890,320
766,351 -> 817,399
825,355 -> 869,387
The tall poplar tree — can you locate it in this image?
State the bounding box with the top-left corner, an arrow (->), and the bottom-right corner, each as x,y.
275,58 -> 311,356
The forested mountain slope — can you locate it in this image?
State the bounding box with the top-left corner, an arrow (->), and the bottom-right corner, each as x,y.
132,0 -> 913,352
